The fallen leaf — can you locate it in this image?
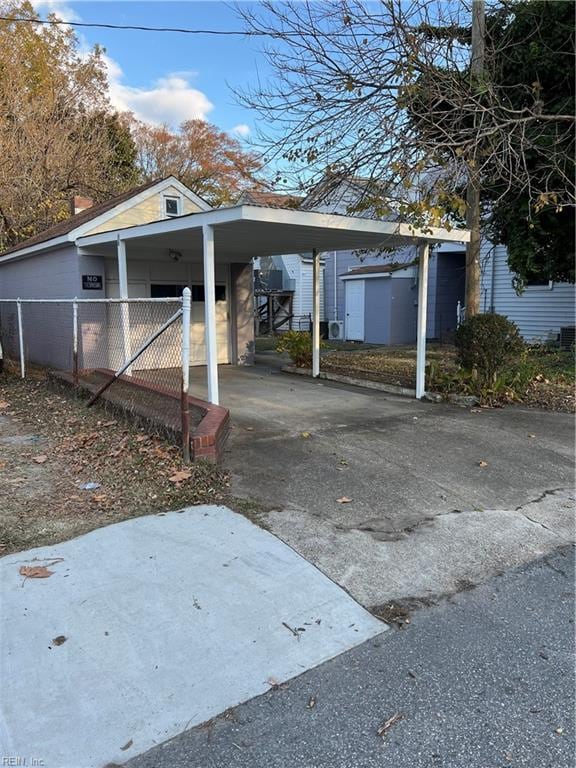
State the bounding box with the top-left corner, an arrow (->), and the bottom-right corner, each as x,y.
102,420 -> 117,428
33,455 -> 48,464
478,460 -> 488,468
528,433 -> 536,438
336,496 -> 353,504
120,739 -> 133,751
306,695 -> 316,709
301,431 -> 311,439
19,565 -> 54,579
0,400 -> 10,409
169,469 -> 192,483
377,712 -> 404,739
52,635 -> 67,646
245,426 -> 254,431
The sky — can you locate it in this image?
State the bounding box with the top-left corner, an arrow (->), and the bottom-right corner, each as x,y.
33,1 -> 270,139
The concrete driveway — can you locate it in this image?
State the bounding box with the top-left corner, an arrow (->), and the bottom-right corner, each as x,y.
190,355 -> 575,607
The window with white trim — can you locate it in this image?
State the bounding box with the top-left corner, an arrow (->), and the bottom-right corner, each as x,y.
164,196 -> 180,217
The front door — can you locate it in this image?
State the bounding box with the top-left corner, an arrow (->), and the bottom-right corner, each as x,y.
345,280 -> 365,341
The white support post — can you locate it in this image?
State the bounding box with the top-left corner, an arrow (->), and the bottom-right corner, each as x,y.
312,247 -> 321,378
416,243 -> 430,399
16,299 -> 25,379
117,237 -> 132,374
181,287 -> 191,462
203,224 -> 219,404
72,297 -> 79,385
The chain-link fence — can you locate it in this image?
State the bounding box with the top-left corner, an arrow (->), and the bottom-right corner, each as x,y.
0,292 -> 196,461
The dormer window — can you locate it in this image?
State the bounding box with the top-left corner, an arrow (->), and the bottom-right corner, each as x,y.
164,196 -> 180,217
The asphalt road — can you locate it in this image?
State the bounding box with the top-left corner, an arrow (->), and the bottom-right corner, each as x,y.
124,546 -> 575,768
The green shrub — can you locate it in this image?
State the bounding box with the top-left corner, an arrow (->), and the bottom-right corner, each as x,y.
454,313 -> 524,386
276,330 -> 325,368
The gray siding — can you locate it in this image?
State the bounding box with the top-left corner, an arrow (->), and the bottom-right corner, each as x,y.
364,279 -> 391,343
389,278 -> 418,344
325,245 -> 417,323
433,251 -> 466,341
0,246 -> 105,369
426,252 -> 439,338
480,245 -> 575,341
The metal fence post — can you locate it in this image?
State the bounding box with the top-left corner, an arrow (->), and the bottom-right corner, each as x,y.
16,299 -> 25,379
181,287 -> 191,463
72,297 -> 79,386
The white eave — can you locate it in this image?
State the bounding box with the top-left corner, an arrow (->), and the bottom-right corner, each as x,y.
76,205 -> 470,260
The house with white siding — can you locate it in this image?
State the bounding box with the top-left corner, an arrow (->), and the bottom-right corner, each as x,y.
479,243 -> 575,342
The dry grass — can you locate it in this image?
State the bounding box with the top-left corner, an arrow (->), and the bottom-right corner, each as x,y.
321,344 -> 574,412
0,371 -> 228,555
322,345 -> 456,389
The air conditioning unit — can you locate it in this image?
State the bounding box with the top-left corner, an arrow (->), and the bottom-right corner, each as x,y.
559,326 -> 575,350
328,320 -> 345,340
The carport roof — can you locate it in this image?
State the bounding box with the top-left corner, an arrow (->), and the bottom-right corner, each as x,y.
76,203 -> 470,259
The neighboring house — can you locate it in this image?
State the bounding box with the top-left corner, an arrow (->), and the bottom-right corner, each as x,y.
242,190 -> 327,329
310,177 -> 573,344
478,243 -> 575,342
254,252 -> 326,327
307,175 -> 465,342
0,176 -> 254,370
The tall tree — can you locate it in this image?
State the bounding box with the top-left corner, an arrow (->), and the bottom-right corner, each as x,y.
484,1 -> 575,286
236,0 -> 575,298
130,118 -> 263,206
0,1 -> 138,249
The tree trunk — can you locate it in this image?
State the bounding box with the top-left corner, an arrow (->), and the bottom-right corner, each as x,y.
465,0 -> 485,317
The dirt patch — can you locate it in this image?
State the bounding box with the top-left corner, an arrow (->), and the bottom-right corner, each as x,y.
0,373 -> 228,555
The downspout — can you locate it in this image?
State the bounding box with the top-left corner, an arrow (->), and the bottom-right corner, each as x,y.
490,245 -> 496,312
334,251 -> 338,321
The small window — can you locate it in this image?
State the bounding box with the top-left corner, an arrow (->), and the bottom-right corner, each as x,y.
526,276 -> 553,288
164,197 -> 180,217
151,283 -> 187,298
191,285 -> 226,302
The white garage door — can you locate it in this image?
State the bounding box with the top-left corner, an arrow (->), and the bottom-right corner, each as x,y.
104,282 -> 230,369
190,284 -> 230,365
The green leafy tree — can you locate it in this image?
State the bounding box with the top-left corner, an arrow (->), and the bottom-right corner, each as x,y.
0,1 -> 139,249
408,1 -> 574,286
484,1 -> 574,286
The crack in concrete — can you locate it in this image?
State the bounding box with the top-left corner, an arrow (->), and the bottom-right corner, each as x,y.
336,509 -> 464,541
514,488 -> 568,511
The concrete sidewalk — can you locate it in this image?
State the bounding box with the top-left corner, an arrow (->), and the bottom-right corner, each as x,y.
0,506 -> 382,768
193,356 -> 575,607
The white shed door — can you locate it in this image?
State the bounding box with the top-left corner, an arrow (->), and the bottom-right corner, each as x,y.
345,281 -> 365,341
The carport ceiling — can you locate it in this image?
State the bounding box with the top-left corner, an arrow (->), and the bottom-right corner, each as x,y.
76,204 -> 470,260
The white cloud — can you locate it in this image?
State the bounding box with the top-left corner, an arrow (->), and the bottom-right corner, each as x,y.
32,1 -> 81,23
105,56 -> 214,127
231,124 -> 251,138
